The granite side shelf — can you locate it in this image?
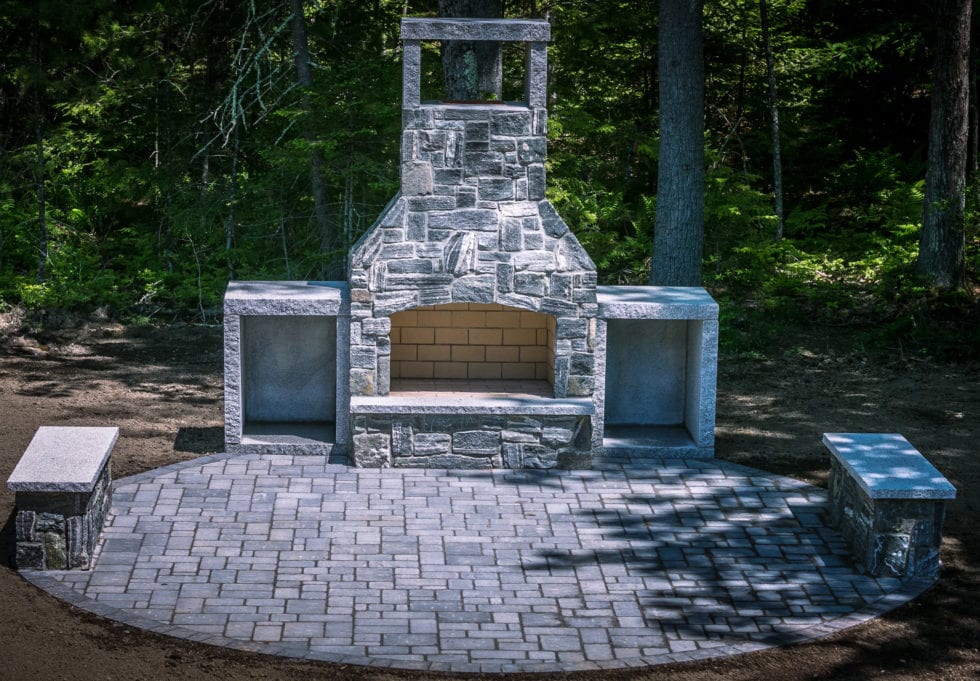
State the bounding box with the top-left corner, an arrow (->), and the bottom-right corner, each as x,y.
7,426 -> 118,570
594,286 -> 719,459
823,432 -> 956,581
224,281 -> 350,455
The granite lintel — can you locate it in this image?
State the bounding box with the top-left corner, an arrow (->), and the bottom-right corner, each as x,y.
401,18 -> 551,42
597,285 -> 719,320
415,102 -> 531,112
823,432 -> 957,500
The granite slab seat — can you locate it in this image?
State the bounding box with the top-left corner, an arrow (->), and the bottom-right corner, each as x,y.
823,432 -> 956,580
7,426 -> 118,570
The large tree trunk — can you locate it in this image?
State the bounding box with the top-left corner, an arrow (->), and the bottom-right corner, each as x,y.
760,0 -> 784,242
916,0 -> 971,289
33,6 -> 47,283
289,0 -> 339,279
968,31 -> 978,175
225,123 -> 239,281
651,0 -> 705,286
438,0 -> 503,101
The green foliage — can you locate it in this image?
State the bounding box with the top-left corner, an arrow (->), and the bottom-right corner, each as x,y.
702,134 -> 978,361
0,0 -> 404,319
548,177 -> 650,284
711,202 -> 977,361
0,0 -> 974,361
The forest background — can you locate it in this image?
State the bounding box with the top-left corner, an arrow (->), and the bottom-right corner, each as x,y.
1,0 -> 978,360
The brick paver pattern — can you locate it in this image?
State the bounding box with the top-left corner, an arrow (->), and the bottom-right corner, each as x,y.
40,454 -> 919,673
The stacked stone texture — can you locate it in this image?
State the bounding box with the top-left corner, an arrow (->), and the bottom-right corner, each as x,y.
352,414 -> 592,469
828,457 -> 947,580
14,464 -> 111,570
348,105 -> 598,402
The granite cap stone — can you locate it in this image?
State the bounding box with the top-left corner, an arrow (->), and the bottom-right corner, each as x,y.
597,286 -> 719,320
823,432 -> 957,500
401,17 -> 551,42
7,426 -> 119,493
223,281 -> 349,315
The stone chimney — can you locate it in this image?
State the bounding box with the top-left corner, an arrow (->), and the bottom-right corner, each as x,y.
347,18 -> 598,401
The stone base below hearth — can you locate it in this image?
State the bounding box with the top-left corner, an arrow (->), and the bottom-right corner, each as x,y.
350,395 -> 593,469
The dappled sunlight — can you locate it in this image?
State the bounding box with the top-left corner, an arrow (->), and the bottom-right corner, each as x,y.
2,327 -> 222,403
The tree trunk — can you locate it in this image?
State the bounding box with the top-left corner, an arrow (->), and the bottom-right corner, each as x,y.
35,90 -> 47,284
225,123 -> 239,281
916,0 -> 971,289
968,25 -> 978,175
760,0 -> 785,242
156,83 -> 176,273
289,0 -> 339,279
343,166 -> 355,246
438,0 -> 503,101
33,7 -> 47,283
280,207 -> 292,279
651,0 -> 705,286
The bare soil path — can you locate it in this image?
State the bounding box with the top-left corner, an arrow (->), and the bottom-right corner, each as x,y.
0,316 -> 977,681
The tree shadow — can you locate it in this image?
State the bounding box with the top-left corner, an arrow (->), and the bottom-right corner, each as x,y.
3,324 -> 223,400
0,510 -> 16,569
455,458 -> 978,677
173,426 -> 225,454
516,470 -> 863,645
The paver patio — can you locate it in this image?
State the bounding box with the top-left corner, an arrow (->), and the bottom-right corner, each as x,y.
25,453 -> 931,673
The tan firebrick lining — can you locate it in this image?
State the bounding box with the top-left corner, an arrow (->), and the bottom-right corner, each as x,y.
390,303 -> 555,384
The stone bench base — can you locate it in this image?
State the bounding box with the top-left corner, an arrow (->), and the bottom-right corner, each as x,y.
7,427 -> 118,570
823,433 -> 956,581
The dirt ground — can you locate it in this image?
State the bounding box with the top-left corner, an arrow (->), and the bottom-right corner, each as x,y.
0,312 -> 977,681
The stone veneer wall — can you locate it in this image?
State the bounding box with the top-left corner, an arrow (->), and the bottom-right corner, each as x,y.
352,414 -> 592,469
346,102 -> 598,399
346,18 -> 599,469
14,465 -> 111,570
827,455 -> 948,580
391,303 -> 552,382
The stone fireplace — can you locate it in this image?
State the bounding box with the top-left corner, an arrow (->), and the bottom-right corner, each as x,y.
344,18 -> 598,467
347,17 -> 596,402
222,17 -> 720,469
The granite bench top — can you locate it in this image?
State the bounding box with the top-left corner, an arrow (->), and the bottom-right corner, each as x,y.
7,426 -> 119,493
822,432 -> 957,500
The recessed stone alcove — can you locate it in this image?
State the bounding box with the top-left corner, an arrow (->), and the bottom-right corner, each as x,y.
223,281 -> 349,455
595,286 -> 719,458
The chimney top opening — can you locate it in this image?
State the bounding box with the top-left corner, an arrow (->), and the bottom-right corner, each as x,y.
401,18 -> 550,110
417,40 -> 531,105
